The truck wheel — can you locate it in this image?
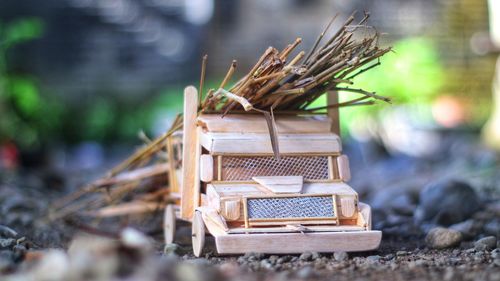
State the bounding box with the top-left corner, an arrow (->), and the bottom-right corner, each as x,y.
163,204 -> 176,244
192,211 -> 205,257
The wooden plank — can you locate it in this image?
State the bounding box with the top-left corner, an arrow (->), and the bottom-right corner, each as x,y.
214,230 -> 382,254
327,90 -> 340,135
337,155 -> 351,182
181,86 -> 199,220
252,176 -> 303,193
199,132 -> 341,154
197,114 -> 332,134
227,225 -> 365,234
209,182 -> 357,197
358,202 -> 371,229
200,154 -> 213,182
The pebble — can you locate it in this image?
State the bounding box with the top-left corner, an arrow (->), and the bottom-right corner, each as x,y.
0,238 -> 15,249
425,227 -> 462,249
164,243 -> 180,256
366,255 -> 381,264
474,236 -> 497,251
299,251 -> 313,261
296,266 -> 315,279
449,219 -> 481,239
415,180 -> 480,225
396,250 -> 408,256
333,251 -> 348,262
491,248 -> 500,259
484,220 -> 500,236
276,256 -> 291,264
243,252 -> 264,261
260,259 -> 273,269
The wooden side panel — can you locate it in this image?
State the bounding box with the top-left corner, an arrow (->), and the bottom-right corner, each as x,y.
203,133 -> 341,154
197,114 -> 332,134
181,86 -> 199,220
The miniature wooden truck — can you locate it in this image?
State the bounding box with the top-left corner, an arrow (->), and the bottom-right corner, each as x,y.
163,87 -> 381,256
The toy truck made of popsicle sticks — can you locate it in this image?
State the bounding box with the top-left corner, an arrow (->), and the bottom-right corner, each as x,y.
163,86 -> 381,256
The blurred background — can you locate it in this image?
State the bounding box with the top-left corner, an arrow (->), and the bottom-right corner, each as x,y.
0,0 -> 498,173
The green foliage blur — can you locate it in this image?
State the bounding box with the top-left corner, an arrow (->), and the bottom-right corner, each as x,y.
308,37 -> 445,135
0,18 -> 63,148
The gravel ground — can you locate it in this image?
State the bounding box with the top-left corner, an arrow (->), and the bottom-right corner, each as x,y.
0,131 -> 499,281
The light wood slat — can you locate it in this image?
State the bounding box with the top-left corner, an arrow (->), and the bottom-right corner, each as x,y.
181,86 -> 199,220
199,132 -> 341,154
197,114 -> 332,134
214,231 -> 382,254
252,176 -> 303,193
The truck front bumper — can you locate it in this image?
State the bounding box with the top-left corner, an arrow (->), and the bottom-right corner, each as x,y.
214,230 -> 382,254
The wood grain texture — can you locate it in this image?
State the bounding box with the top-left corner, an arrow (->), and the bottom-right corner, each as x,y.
199,132 -> 341,154
252,176 -> 303,193
163,204 -> 176,244
327,90 -> 340,135
200,154 -> 214,182
214,230 -> 382,254
337,154 -> 351,182
197,114 -> 332,134
181,86 -> 199,220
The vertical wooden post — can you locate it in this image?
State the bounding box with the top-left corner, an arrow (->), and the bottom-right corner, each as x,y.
327,90 -> 340,135
181,86 -> 200,220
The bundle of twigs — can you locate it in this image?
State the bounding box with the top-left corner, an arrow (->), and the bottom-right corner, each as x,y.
48,115 -> 183,226
200,12 -> 392,115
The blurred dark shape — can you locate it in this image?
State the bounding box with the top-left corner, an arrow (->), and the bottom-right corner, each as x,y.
0,142 -> 19,170
415,180 -> 481,226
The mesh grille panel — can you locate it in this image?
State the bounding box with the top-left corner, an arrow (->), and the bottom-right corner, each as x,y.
247,196 -> 334,219
221,156 -> 329,181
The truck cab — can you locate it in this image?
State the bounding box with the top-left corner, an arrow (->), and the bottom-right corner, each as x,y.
165,87 -> 381,256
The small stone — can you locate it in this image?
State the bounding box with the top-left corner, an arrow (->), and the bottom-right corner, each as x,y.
0,250 -> 14,273
299,251 -> 313,261
276,255 -> 292,264
366,255 -> 381,264
32,250 -> 69,280
296,266 -> 315,279
12,244 -> 26,262
310,251 -> 320,260
120,227 -> 152,251
164,243 -> 180,255
474,236 -> 497,251
484,220 -> 500,236
260,259 -> 273,269
491,248 -> 500,259
450,219 -> 481,239
385,254 -> 395,260
415,180 -> 480,225
244,252 -> 264,261
333,251 -> 348,262
425,227 -> 462,249
396,250 -> 408,256
0,238 -> 15,249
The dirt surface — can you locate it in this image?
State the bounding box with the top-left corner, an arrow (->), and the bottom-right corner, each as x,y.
0,131 -> 499,280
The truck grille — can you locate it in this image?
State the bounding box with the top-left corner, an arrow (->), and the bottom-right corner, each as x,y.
246,195 -> 336,222
221,156 -> 329,181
